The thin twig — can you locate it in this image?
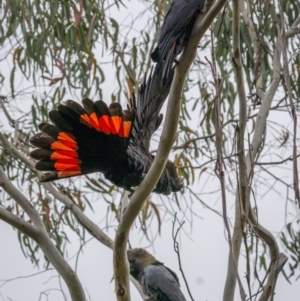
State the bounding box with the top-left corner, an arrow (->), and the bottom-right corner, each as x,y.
172,215 -> 194,301
210,9 -> 247,298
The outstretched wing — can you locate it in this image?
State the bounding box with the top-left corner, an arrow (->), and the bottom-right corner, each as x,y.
130,65 -> 174,153
30,99 -> 135,182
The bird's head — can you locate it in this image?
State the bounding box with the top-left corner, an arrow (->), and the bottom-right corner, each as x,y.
127,248 -> 157,278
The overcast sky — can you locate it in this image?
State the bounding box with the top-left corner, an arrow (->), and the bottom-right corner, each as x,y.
1,1 -> 300,300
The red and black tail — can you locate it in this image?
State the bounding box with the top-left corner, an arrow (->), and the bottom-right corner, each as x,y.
30,99 -> 135,182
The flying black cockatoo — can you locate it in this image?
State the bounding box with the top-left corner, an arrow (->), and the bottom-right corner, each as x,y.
30,68 -> 182,195
151,0 -> 206,83
128,248 -> 186,301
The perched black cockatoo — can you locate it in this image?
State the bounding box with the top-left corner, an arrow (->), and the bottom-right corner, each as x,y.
30,68 -> 182,195
151,0 -> 206,82
128,248 -> 186,301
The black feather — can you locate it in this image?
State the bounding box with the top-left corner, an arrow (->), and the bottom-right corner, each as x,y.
151,0 -> 206,82
30,69 -> 182,194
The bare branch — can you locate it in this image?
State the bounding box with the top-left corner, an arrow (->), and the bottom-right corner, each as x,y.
0,167 -> 87,301
240,0 -> 264,98
248,209 -> 288,301
224,5 -> 300,301
113,1 -> 228,300
172,217 -> 194,301
279,0 -> 300,207
0,206 -> 40,239
43,183 -> 114,249
223,0 -> 249,299
0,130 -> 113,249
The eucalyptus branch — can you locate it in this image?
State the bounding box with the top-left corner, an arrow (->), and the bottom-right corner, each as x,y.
0,269 -> 54,289
225,11 -> 300,300
0,206 -> 40,238
0,96 -> 16,127
223,0 -> 249,299
113,1 -> 228,300
248,209 -> 288,301
0,166 -> 87,301
235,0 -> 252,294
240,0 -> 264,97
232,1 -> 247,137
0,131 -> 35,169
279,1 -> 300,207
0,118 -> 149,299
43,183 -> 114,249
0,130 -> 114,249
246,23 -> 300,169
172,217 -> 194,301
113,49 -> 187,300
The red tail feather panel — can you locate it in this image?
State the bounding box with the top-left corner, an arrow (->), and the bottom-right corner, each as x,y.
30,70 -> 183,194
30,99 -> 135,182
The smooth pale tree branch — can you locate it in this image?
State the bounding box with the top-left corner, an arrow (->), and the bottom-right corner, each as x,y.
0,206 -> 40,238
246,23 -> 300,167
240,0 -> 264,98
247,5 -> 298,300
225,13 -> 300,301
0,130 -> 114,249
0,166 -> 87,301
0,132 -> 36,169
248,209 -> 288,301
113,1 -> 228,300
233,0 -> 247,137
0,107 -> 149,301
43,183 -> 114,249
0,166 -> 45,229
223,0 -> 249,300
225,33 -> 282,301
113,48 -> 187,301
279,1 -> 300,207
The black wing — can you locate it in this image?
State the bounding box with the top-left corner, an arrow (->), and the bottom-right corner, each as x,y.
30,99 -> 135,182
142,265 -> 186,301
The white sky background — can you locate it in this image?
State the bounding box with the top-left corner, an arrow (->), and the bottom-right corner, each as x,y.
1,1 -> 300,300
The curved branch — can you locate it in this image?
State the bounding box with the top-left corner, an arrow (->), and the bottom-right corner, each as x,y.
0,131 -> 113,249
0,166 -> 87,301
224,13 -> 300,301
0,207 -> 40,238
113,52 -> 187,301
0,120 -> 149,299
43,183 -> 114,249
227,1 -> 249,299
113,1 -> 228,300
279,2 -> 300,206
223,0 -> 249,299
249,209 -> 288,301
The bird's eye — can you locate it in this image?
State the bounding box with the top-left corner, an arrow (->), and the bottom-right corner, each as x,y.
128,258 -> 135,264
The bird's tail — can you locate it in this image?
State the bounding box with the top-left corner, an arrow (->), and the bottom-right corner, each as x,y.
153,42 -> 177,85
130,64 -> 174,148
30,99 -> 135,182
